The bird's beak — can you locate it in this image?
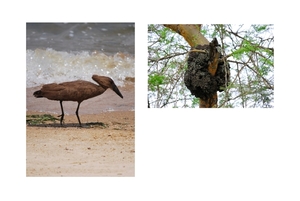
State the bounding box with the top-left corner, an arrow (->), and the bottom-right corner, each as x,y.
112,84 -> 123,99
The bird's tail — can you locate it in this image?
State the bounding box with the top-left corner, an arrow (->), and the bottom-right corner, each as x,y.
33,90 -> 43,98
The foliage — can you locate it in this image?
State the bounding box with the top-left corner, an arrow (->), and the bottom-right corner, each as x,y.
148,24 -> 274,108
26,114 -> 59,125
148,24 -> 193,108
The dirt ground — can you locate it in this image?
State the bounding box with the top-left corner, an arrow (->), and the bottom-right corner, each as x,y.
26,82 -> 135,177
26,111 -> 134,177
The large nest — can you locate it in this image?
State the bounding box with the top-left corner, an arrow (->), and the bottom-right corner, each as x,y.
184,38 -> 230,100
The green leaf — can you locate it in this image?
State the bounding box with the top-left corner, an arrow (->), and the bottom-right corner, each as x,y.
254,24 -> 268,32
231,40 -> 258,59
201,29 -> 207,36
191,97 -> 200,108
148,74 -> 166,91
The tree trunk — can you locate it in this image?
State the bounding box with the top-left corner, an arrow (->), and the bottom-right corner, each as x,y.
164,24 -> 219,108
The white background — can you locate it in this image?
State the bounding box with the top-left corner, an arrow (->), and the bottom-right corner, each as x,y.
1,1 -> 299,200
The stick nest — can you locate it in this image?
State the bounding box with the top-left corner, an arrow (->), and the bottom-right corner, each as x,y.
184,38 -> 230,100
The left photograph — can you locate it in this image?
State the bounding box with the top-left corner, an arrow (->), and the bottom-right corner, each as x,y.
26,23 -> 135,176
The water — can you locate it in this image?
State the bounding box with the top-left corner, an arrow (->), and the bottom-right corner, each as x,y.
26,23 -> 135,88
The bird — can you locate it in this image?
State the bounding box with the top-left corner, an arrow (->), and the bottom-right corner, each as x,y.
33,75 -> 123,126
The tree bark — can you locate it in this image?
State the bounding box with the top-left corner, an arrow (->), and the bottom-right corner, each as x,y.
164,24 -> 218,108
163,24 -> 209,47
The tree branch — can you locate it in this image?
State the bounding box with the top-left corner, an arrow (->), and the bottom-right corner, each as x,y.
163,24 -> 209,47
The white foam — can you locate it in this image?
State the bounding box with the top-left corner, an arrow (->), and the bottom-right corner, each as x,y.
26,48 -> 134,87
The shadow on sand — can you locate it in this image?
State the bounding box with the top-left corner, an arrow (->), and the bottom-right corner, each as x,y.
26,122 -> 109,129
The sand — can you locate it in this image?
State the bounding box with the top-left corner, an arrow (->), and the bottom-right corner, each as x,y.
26,81 -> 135,177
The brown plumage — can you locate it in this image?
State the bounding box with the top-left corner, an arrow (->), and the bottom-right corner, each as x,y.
33,75 -> 123,126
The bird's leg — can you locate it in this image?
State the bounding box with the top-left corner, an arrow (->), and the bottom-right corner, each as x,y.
58,100 -> 64,125
75,102 -> 82,127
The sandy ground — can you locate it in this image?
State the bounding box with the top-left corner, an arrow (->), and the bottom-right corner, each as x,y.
26,81 -> 135,177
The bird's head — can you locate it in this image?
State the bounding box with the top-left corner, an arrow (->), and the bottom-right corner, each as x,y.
92,75 -> 123,98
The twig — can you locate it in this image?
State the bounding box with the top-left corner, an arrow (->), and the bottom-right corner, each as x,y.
189,49 -> 207,54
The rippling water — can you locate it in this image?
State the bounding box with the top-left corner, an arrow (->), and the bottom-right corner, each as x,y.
26,23 -> 135,87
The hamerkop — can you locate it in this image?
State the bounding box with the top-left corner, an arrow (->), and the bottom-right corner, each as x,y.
33,75 -> 123,126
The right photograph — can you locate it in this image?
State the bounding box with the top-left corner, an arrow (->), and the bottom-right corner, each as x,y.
148,24 -> 274,108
